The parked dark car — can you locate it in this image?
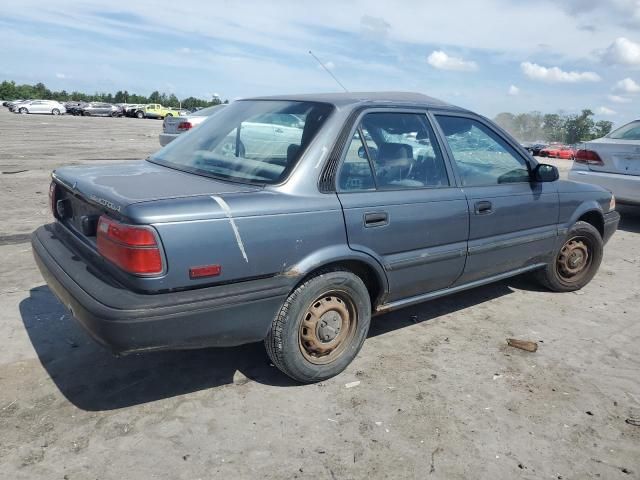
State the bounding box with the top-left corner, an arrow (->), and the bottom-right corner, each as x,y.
64,101 -> 89,116
80,102 -> 119,117
524,143 -> 547,156
32,92 -> 619,383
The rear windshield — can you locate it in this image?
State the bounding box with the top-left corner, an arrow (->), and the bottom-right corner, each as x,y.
149,100 -> 334,184
607,120 -> 640,140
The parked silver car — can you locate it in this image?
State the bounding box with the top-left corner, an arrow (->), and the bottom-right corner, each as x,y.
569,120 -> 640,205
14,100 -> 66,115
159,104 -> 226,146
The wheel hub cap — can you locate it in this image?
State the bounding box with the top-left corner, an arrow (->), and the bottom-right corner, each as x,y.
317,311 -> 342,342
558,239 -> 590,278
299,293 -> 357,365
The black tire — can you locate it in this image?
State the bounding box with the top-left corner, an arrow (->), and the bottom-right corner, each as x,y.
535,221 -> 603,292
265,269 -> 372,383
136,111 -> 144,119
19,107 -> 27,114
52,108 -> 60,115
165,113 -> 172,117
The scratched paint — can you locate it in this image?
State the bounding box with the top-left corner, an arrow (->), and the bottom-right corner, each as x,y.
211,195 -> 249,263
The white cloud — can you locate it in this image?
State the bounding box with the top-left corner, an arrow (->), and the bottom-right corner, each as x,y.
319,61 -> 335,70
596,106 -> 616,115
603,37 -> 640,65
55,72 -> 66,79
520,62 -> 601,83
607,94 -> 631,103
427,50 -> 477,72
508,85 -> 520,96
179,47 -> 191,54
613,77 -> 640,93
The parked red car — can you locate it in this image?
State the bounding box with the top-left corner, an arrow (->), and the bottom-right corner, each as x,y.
539,145 -> 562,157
556,146 -> 576,160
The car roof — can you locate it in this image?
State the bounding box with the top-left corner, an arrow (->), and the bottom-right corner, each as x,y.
244,91 -> 466,111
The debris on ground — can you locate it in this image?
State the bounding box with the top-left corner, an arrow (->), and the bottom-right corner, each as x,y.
507,338 -> 538,352
625,416 -> 640,427
345,381 -> 360,388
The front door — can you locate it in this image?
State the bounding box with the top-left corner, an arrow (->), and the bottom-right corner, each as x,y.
433,113 -> 559,284
336,111 -> 469,302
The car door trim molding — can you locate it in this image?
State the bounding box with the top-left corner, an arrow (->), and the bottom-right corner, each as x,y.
376,263 -> 546,313
384,244 -> 467,271
468,228 -> 558,255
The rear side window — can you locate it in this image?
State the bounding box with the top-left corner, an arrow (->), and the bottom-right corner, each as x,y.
435,115 -> 530,186
338,112 -> 449,191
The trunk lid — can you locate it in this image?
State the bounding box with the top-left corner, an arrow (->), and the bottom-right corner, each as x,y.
582,138 -> 640,176
53,160 -> 259,213
52,160 -> 260,244
162,114 -> 207,134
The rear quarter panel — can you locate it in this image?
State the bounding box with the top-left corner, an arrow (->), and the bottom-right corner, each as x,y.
125,191 -> 353,293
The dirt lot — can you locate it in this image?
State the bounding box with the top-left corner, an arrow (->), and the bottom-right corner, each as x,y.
0,108 -> 639,479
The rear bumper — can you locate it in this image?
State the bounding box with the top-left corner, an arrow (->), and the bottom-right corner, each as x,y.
159,133 -> 179,146
31,224 -> 290,354
568,169 -> 640,205
603,210 -> 620,244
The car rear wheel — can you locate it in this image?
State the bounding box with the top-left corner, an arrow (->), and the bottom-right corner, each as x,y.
265,269 -> 371,383
136,111 -> 144,119
19,107 -> 27,114
535,221 -> 603,292
52,109 -> 60,115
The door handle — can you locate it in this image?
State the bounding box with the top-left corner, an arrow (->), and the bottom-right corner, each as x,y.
474,201 -> 493,215
364,212 -> 388,227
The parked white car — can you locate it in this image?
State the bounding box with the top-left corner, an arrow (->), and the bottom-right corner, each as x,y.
569,120 -> 640,205
14,100 -> 66,115
159,104 -> 226,146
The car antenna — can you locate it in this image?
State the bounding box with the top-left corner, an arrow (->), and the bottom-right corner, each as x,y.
309,50 -> 349,92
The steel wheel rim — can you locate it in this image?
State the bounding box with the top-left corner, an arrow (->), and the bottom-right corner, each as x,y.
298,291 -> 358,365
556,235 -> 592,283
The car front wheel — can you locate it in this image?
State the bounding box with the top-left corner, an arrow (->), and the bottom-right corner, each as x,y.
535,220 -> 603,292
19,107 -> 27,114
265,269 -> 371,383
52,109 -> 60,115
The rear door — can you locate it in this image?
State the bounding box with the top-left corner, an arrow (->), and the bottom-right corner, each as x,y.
336,110 -> 469,302
432,113 -> 559,284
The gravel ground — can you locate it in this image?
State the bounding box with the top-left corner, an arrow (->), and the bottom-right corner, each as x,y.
0,108 -> 639,479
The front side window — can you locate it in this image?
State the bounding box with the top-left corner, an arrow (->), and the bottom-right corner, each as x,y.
338,112 -> 449,191
150,100 -> 333,184
435,115 -> 530,186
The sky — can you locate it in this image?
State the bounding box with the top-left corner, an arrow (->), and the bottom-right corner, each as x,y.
1,0 -> 639,125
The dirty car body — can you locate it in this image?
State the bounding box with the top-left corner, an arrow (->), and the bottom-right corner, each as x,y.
32,92 -> 619,382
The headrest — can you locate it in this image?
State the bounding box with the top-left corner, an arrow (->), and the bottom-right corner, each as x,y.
377,143 -> 413,167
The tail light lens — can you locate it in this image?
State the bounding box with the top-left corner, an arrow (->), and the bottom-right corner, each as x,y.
97,216 -> 163,275
177,121 -> 192,131
49,181 -> 57,218
575,149 -> 604,166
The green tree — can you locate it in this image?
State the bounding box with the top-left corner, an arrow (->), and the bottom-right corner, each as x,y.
564,109 -> 595,144
593,120 -> 613,139
542,114 -> 565,142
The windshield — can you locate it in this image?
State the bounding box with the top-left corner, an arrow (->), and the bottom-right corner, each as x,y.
196,104 -> 226,116
607,120 -> 640,140
150,100 -> 333,184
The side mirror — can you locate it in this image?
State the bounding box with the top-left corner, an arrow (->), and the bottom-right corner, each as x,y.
533,163 -> 559,182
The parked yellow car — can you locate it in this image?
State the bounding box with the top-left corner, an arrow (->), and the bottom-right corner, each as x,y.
135,104 -> 181,119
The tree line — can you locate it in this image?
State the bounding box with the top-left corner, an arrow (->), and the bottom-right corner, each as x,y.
494,110 -> 614,144
0,80 -> 228,110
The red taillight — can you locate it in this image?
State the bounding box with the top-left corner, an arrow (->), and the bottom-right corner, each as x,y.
97,216 -> 163,275
49,181 -> 57,218
575,149 -> 604,166
177,121 -> 192,131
